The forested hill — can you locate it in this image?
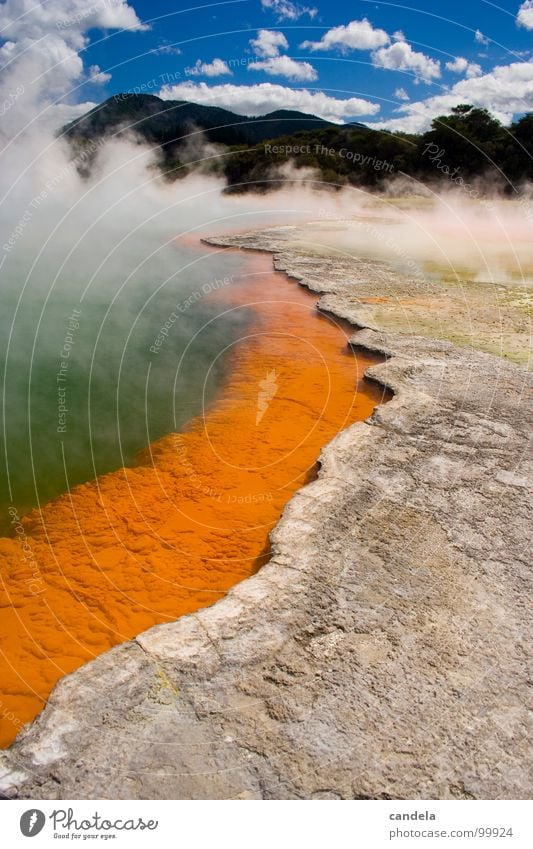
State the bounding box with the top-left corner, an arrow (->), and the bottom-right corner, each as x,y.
63,96 -> 533,194
63,93 -> 344,146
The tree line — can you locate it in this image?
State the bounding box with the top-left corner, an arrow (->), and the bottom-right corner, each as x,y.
210,106 -> 533,194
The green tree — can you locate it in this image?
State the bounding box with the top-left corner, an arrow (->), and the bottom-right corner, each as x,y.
418,104 -> 506,177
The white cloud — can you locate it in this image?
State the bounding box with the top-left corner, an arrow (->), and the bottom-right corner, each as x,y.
0,0 -> 146,136
445,56 -> 468,73
248,56 -> 318,81
368,59 -> 533,133
185,58 -> 233,77
372,41 -> 441,81
446,57 -> 482,77
475,29 -> 489,45
301,18 -> 389,52
159,81 -> 380,122
261,0 -> 317,21
152,44 -> 182,56
88,64 -> 112,84
250,29 -> 289,58
0,0 -> 147,42
248,29 -> 317,83
517,0 -> 533,29
0,34 -> 84,96
394,87 -> 410,101
466,63 -> 482,78
300,17 -> 438,84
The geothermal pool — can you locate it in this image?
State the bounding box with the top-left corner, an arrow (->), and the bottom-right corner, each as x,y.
0,242 -> 251,532
0,243 -> 387,746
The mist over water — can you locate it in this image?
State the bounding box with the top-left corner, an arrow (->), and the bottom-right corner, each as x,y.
314,195 -> 533,281
0,136 -> 343,529
0,234 -> 250,528
2,107 -> 532,532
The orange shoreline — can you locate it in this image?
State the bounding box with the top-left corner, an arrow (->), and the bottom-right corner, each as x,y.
0,247 -> 387,747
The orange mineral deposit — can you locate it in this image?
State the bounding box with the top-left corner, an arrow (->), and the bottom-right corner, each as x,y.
0,249 -> 388,747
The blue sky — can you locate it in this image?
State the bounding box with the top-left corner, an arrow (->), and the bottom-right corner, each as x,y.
1,0 -> 532,132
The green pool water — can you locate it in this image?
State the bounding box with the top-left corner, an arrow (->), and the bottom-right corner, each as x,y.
0,241 -> 250,533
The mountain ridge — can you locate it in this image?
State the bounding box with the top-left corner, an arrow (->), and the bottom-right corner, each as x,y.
62,93 -> 358,148
62,95 -> 533,194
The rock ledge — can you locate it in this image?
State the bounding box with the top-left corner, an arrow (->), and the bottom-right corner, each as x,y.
0,227 -> 531,799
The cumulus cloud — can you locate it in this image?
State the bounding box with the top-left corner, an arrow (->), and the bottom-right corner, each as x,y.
475,29 -> 490,45
446,56 -> 468,74
260,0 -> 317,20
301,17 -> 439,83
248,27 -> 318,80
0,0 -> 146,40
301,18 -> 389,52
368,59 -> 533,133
445,57 -> 482,77
185,58 -> 233,77
517,0 -> 533,29
159,81 -> 380,122
465,63 -> 483,78
372,40 -> 441,81
248,56 -> 318,81
88,64 -> 112,85
250,29 -> 289,58
0,33 -> 84,98
0,0 -> 146,136
394,87 -> 410,101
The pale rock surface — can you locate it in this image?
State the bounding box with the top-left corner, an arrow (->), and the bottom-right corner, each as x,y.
0,227 -> 531,799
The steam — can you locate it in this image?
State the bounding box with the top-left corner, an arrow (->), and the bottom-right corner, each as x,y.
1,1 -> 531,526
0,77 -> 363,524
313,192 -> 533,282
